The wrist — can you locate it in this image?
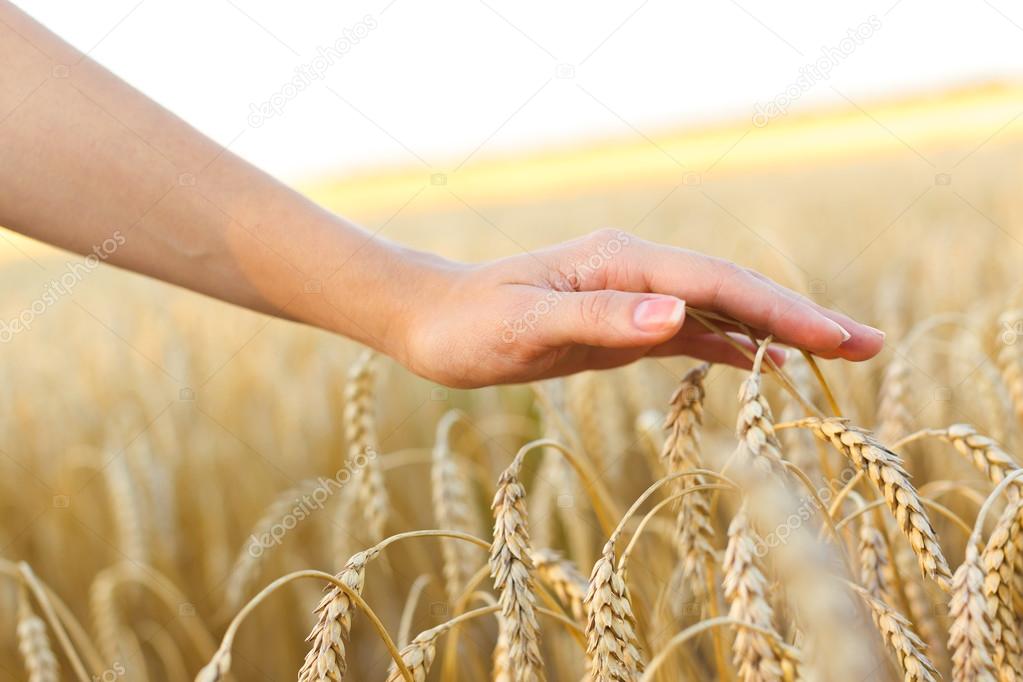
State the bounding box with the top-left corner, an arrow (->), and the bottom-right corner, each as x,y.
314,227 -> 465,365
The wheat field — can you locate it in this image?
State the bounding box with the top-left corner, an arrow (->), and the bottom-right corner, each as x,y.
2,113 -> 1023,681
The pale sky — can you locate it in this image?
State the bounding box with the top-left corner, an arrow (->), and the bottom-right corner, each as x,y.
14,0 -> 1023,181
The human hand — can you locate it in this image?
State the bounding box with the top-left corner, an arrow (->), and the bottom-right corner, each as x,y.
398,229 -> 885,388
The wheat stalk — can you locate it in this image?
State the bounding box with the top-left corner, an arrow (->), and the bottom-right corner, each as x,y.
722,504 -> 784,682
980,495 -> 1023,679
490,462 -> 545,682
584,540 -> 643,681
948,542 -> 998,681
298,549 -> 376,682
17,586 -> 59,682
797,417 -> 953,588
344,350 -> 389,542
849,583 -> 939,681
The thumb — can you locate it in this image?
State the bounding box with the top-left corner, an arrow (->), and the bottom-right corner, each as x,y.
537,291 -> 685,348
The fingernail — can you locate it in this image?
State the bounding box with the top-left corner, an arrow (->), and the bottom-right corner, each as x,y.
827,319 -> 852,343
634,297 -> 685,332
866,325 -> 886,339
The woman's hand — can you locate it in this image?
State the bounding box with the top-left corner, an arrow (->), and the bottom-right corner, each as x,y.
399,229 -> 885,388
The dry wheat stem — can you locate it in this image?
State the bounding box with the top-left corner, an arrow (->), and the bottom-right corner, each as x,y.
795,417 -> 953,588
397,575 -> 433,649
0,560 -> 104,676
509,438 -> 619,535
638,617 -> 799,682
618,484 -> 734,580
18,563 -> 92,682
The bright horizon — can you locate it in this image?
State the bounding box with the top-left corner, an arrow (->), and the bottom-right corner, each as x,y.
12,0 -> 1023,182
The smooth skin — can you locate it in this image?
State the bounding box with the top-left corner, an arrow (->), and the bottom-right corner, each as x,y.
0,3 -> 884,389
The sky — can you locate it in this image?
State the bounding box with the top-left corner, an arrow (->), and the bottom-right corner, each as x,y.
14,0 -> 1023,181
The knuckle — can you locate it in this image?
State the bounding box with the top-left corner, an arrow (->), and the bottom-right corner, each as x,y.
581,291 -> 617,327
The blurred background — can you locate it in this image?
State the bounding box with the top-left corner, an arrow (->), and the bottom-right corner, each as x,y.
3,1 -> 1023,680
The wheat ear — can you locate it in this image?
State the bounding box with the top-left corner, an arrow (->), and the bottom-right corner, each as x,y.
849,583 -> 938,681
222,479 -> 318,613
877,354 -> 914,443
584,540 -> 643,681
490,462 -> 545,682
343,350 -> 389,542
297,549 -> 376,682
938,424 -> 1019,490
980,495 -> 1023,679
433,411 -> 483,602
948,542 -> 998,681
859,514 -> 895,606
661,364 -> 716,587
894,547 -> 947,670
997,310 -> 1023,424
734,364 -> 786,477
386,628 -> 439,682
798,418 -> 952,588
531,548 -> 588,622
17,586 -> 59,682
722,504 -> 784,682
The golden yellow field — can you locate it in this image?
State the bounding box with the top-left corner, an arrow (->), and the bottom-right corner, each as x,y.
3,83 -> 1023,681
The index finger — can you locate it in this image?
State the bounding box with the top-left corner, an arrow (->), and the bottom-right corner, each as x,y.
596,234 -> 883,359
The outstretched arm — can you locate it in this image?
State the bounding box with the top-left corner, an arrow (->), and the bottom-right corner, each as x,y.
0,2 -> 884,388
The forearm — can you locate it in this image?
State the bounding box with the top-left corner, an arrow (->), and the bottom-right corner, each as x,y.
0,2 -> 450,356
